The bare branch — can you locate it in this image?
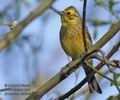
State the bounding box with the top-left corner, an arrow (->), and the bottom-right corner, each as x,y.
82,0 -> 88,51
26,20 -> 120,100
0,0 -> 55,50
84,62 -> 113,81
56,39 -> 120,100
94,21 -> 120,49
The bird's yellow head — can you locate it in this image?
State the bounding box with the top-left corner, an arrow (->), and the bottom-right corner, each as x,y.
60,6 -> 81,26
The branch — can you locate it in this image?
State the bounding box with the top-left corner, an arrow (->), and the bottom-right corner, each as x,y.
107,94 -> 120,100
73,70 -> 110,96
106,40 -> 120,59
50,6 -> 61,15
56,39 -> 120,100
113,74 -> 120,93
26,20 -> 120,100
89,55 -> 120,68
82,0 -> 88,51
94,21 -> 120,49
84,62 -> 113,81
0,0 -> 55,50
25,50 -> 94,100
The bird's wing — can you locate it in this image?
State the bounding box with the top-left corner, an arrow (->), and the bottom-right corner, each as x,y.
86,27 -> 93,44
83,26 -> 93,49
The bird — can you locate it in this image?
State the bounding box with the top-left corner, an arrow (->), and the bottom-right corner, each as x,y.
59,6 -> 102,94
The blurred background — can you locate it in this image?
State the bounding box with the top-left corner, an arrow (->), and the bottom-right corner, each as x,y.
0,0 -> 120,100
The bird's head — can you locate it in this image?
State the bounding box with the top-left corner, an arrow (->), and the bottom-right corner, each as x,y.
60,6 -> 81,26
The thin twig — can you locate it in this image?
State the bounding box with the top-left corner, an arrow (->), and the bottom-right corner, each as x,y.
113,74 -> 120,93
82,0 -> 88,52
0,0 -> 55,50
26,20 -> 120,100
0,88 -> 11,92
106,40 -> 120,59
106,40 -> 120,93
55,39 -> 120,100
84,62 -> 113,82
56,73 -> 93,100
89,55 -> 120,68
50,6 -> 61,15
73,70 -> 112,96
26,48 -> 99,100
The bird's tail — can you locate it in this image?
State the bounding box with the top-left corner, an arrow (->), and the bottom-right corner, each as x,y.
88,75 -> 102,94
83,63 -> 102,94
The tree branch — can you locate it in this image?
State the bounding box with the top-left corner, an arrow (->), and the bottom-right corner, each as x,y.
82,0 -> 88,51
84,62 -> 113,81
94,21 -> 120,49
0,0 -> 55,50
26,20 -> 120,100
56,39 -> 120,100
107,94 -> 120,100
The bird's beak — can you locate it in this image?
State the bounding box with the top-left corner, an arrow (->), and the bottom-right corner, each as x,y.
58,11 -> 63,16
50,6 -> 63,16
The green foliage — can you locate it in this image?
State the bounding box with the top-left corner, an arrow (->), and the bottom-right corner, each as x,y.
109,0 -> 119,11
92,19 -> 110,26
114,73 -> 120,79
111,80 -> 120,86
107,96 -> 113,100
0,88 -> 10,92
91,0 -> 120,39
93,28 -> 98,39
95,0 -> 106,8
37,0 -> 43,2
111,74 -> 120,86
0,21 -> 4,25
90,19 -> 111,39
107,95 -> 120,100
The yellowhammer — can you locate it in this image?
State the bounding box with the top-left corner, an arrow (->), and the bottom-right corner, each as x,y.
59,6 -> 102,94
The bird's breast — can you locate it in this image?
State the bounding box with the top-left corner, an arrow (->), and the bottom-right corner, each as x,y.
60,26 -> 85,59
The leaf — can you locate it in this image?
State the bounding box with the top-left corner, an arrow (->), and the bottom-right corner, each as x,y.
37,0 -> 42,2
107,96 -> 114,100
107,95 -> 120,100
95,0 -> 106,8
114,74 -> 120,79
109,0 -> 119,11
92,19 -> 110,26
0,21 -> 4,25
93,29 -> 98,39
0,88 -> 10,92
111,80 -> 120,86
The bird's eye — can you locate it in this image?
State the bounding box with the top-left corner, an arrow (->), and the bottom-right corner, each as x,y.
67,12 -> 71,15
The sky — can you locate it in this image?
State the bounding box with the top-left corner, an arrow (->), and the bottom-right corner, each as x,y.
0,0 -> 120,100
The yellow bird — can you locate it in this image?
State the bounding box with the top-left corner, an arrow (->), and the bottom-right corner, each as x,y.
59,6 -> 102,94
